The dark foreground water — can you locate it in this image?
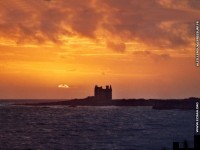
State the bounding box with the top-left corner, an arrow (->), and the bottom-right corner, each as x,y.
0,101 -> 195,150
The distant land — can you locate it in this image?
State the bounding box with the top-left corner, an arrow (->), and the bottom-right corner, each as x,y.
17,97 -> 200,110
12,85 -> 200,110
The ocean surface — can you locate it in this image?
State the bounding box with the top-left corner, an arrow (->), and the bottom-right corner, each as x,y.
0,100 -> 195,150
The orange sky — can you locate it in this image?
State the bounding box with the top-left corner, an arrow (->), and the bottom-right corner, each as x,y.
0,0 -> 200,99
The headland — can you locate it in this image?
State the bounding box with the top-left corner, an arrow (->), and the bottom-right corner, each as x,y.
19,85 -> 200,110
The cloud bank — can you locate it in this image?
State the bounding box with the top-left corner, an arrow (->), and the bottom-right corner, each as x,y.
0,0 -> 199,51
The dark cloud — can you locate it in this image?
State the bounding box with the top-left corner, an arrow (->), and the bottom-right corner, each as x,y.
106,41 -> 126,52
69,8 -> 102,38
158,0 -> 200,10
97,0 -> 198,49
187,0 -> 200,9
0,0 -> 199,50
133,50 -> 171,61
0,0 -> 101,44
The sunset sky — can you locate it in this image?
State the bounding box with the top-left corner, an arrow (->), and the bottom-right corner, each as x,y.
0,0 -> 200,99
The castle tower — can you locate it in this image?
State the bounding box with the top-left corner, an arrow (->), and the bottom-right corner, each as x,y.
94,85 -> 112,100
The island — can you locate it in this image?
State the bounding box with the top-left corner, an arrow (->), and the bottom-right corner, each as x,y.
18,85 -> 200,110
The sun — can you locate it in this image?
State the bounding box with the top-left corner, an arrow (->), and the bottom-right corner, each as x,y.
58,84 -> 69,89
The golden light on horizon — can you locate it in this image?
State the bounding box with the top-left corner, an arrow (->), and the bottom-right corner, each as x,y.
58,84 -> 69,89
0,0 -> 200,99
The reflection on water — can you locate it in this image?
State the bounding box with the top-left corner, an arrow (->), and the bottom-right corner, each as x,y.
0,103 -> 195,150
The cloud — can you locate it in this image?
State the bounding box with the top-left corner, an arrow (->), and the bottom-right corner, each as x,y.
0,0 -> 199,51
106,41 -> 126,52
133,50 -> 171,61
157,0 -> 200,10
98,0 -> 198,50
0,0 -> 101,44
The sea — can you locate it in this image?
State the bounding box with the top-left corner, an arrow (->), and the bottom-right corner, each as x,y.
0,100 -> 195,150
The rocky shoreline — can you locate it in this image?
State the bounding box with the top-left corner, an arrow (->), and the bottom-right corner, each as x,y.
18,97 -> 200,110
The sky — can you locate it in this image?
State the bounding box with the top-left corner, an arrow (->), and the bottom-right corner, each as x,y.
0,0 -> 200,99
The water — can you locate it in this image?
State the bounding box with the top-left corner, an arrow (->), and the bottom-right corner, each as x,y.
0,101 -> 195,150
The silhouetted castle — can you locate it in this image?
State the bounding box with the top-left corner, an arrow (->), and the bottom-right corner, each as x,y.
94,85 -> 112,100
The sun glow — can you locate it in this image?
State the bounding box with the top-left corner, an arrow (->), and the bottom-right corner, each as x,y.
0,0 -> 200,99
58,84 -> 69,88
